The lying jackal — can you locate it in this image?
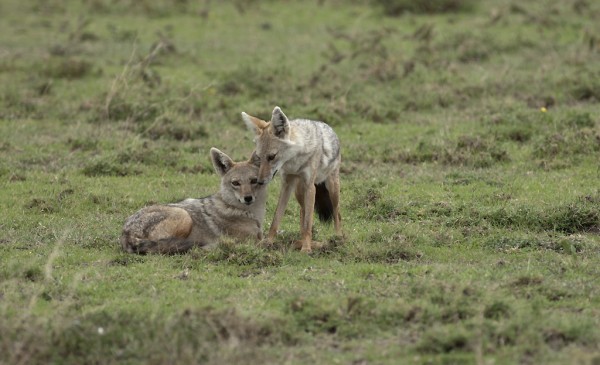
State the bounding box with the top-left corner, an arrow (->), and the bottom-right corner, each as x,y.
242,106 -> 342,253
121,148 -> 266,254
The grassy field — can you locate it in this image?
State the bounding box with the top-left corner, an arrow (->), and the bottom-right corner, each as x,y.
1,0 -> 599,363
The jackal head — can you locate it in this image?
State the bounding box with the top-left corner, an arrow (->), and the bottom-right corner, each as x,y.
210,148 -> 264,206
241,106 -> 296,185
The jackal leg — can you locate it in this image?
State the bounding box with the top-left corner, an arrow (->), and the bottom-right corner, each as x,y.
121,206 -> 193,253
266,175 -> 298,244
294,179 -> 317,253
294,184 -> 305,237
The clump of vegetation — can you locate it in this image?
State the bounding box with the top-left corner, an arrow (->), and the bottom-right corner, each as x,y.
217,65 -> 286,98
43,57 -> 94,79
0,307 -> 282,365
202,240 -> 284,268
286,297 -> 342,335
392,135 -> 509,168
454,193 -> 599,235
81,159 -> 136,177
570,78 -> 600,103
487,112 -> 538,143
533,129 -> 599,168
108,254 -> 146,267
484,234 -> 591,254
349,233 -> 423,263
417,325 -> 471,354
81,144 -> 182,176
82,0 -> 197,16
374,0 -> 476,16
548,197 -> 600,234
484,301 -> 512,320
144,113 -> 207,141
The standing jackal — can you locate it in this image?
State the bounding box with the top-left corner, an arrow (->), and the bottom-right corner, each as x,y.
121,148 -> 267,254
242,106 -> 342,253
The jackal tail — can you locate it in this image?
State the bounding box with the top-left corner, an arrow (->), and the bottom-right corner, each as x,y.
314,182 -> 334,222
122,237 -> 198,255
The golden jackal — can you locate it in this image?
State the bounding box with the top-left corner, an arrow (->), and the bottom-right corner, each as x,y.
242,106 -> 342,253
121,148 -> 267,254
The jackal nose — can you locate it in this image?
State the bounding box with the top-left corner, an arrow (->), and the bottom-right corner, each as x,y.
244,196 -> 253,204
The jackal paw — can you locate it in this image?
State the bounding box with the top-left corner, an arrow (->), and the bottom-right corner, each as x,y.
294,240 -> 323,253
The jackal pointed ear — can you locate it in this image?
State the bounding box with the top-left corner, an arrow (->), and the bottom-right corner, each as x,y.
270,106 -> 289,139
241,112 -> 268,135
210,148 -> 234,176
249,151 -> 261,167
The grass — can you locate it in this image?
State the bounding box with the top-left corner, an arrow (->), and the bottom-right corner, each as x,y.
1,0 -> 599,364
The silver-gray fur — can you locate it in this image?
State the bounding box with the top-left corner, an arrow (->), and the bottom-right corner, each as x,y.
241,106 -> 343,252
121,149 -> 267,254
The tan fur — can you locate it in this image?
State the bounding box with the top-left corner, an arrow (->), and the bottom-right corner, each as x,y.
242,107 -> 342,253
144,207 -> 192,241
121,148 -> 267,254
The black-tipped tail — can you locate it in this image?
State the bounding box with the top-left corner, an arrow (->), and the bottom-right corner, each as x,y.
314,182 -> 334,222
130,237 -> 197,255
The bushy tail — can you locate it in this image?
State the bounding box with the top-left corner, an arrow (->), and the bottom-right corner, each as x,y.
122,236 -> 198,255
314,182 -> 334,223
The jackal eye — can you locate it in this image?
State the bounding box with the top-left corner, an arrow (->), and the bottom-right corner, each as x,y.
231,181 -> 241,187
267,153 -> 277,161
250,178 -> 258,185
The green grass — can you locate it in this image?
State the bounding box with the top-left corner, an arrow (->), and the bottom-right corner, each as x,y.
1,0 -> 600,364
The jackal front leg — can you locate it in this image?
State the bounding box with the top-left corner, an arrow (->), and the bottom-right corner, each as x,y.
264,175 -> 297,246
